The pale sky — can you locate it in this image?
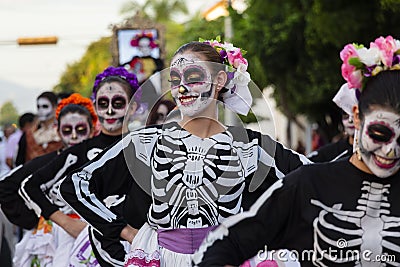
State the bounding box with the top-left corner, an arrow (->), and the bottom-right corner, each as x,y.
0,0 -> 217,114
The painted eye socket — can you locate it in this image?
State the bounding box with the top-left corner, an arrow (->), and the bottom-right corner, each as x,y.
76,125 -> 88,136
184,68 -> 205,85
112,97 -> 126,109
169,71 -> 181,88
61,126 -> 72,136
367,124 -> 394,143
97,97 -> 109,110
37,104 -> 49,109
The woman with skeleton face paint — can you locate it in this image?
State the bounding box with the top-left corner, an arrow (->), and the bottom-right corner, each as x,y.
0,93 -> 98,266
194,36 -> 400,267
15,91 -> 63,165
59,39 -> 310,267
10,67 -> 140,267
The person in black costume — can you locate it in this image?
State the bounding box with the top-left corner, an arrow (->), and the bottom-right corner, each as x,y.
59,39 -> 311,266
0,93 -> 98,266
194,35 -> 400,267
17,67 -> 141,267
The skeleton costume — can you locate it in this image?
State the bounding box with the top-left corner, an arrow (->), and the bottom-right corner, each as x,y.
195,37 -> 400,267
194,158 -> 400,267
2,95 -> 100,267
18,132 -> 120,266
58,40 -> 311,267
58,120 -> 310,266
19,70 -> 141,267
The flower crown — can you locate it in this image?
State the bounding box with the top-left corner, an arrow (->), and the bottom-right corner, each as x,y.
200,36 -> 248,72
341,35 -> 400,91
199,36 -> 253,116
91,66 -> 141,103
56,93 -> 98,126
130,31 -> 158,48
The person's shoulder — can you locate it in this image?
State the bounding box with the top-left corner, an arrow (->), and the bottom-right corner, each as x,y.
226,126 -> 265,143
285,158 -> 350,183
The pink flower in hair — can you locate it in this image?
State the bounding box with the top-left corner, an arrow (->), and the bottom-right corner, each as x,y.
228,49 -> 248,68
340,44 -> 358,62
371,36 -> 397,67
341,63 -> 362,89
339,35 -> 400,91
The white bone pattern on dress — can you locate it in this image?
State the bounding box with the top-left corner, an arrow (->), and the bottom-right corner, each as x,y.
311,181 -> 400,266
148,128 -> 245,229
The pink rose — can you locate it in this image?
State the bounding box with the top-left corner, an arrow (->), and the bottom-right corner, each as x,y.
341,64 -> 363,89
340,44 -> 358,62
371,36 -> 396,66
228,50 -> 247,68
341,63 -> 355,82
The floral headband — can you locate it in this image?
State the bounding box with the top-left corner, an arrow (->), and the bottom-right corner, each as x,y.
130,31 -> 158,48
91,66 -> 142,104
56,93 -> 98,126
200,36 -> 252,116
340,35 -> 400,91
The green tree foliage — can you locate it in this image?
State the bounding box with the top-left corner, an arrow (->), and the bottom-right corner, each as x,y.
120,0 -> 188,22
53,37 -> 112,97
239,0 -> 400,138
0,101 -> 19,125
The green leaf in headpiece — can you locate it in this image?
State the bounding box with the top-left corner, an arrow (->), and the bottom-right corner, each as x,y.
348,57 -> 364,69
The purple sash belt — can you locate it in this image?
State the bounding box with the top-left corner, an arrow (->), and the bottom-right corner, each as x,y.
157,226 -> 217,254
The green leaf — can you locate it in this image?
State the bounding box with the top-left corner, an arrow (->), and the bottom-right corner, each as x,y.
348,57 -> 364,68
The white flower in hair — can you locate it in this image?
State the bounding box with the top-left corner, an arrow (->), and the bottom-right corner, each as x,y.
200,36 -> 253,115
357,47 -> 380,66
233,66 -> 251,87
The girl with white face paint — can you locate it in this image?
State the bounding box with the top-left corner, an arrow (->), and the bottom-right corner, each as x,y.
14,67 -> 140,267
194,36 -> 400,267
353,86 -> 400,178
95,82 -> 129,134
59,40 -> 311,267
0,93 -> 98,267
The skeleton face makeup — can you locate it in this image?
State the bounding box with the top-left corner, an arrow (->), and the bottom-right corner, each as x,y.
342,113 -> 355,136
95,82 -> 129,133
170,54 -> 216,117
59,113 -> 91,147
359,110 -> 400,178
37,97 -> 54,122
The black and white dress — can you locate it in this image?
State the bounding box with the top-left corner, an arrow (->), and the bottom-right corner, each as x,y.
59,121 -> 310,266
17,132 -> 122,267
194,158 -> 400,267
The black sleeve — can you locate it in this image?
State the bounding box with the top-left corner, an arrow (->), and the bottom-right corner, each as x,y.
308,139 -> 352,163
0,153 -> 56,229
268,135 -> 311,175
20,149 -> 80,219
15,133 -> 26,166
195,172 -> 304,267
242,131 -> 311,208
59,135 -> 137,238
